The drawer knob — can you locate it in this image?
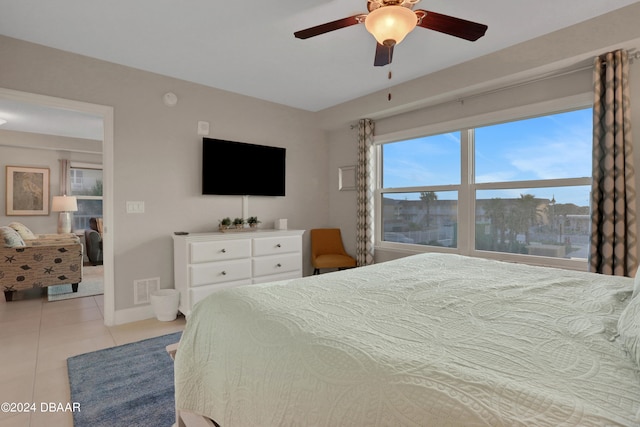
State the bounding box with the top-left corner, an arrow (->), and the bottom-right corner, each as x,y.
276,244 -> 281,248
276,263 -> 282,268
221,271 -> 227,275
221,248 -> 226,253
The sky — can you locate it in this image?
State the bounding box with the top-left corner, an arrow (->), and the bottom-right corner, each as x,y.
382,108 -> 592,206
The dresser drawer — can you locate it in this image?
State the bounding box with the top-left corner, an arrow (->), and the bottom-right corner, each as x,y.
253,235 -> 301,256
190,259 -> 252,286
253,253 -> 302,277
190,239 -> 251,264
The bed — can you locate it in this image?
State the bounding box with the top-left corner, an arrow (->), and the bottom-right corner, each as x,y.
174,253 -> 640,426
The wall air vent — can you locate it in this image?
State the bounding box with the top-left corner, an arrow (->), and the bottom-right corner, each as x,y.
133,277 -> 160,305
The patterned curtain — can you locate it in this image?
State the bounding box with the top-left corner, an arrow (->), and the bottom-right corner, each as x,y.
59,159 -> 71,195
589,49 -> 637,276
356,118 -> 375,266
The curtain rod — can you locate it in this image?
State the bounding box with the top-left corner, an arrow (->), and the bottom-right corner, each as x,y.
457,48 -> 638,105
600,49 -> 640,63
455,65 -> 590,104
351,48 -> 638,128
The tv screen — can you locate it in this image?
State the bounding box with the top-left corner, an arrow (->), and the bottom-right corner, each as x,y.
202,138 -> 286,196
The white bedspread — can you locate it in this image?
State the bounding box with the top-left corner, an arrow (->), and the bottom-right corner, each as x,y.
175,253 -> 640,426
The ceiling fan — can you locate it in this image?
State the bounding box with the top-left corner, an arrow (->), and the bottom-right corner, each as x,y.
294,0 -> 488,66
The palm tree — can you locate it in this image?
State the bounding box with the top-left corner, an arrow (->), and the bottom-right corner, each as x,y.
483,198 -> 506,250
517,194 -> 541,244
420,191 -> 438,227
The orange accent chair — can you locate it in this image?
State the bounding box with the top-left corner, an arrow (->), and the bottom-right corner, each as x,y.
310,228 -> 357,275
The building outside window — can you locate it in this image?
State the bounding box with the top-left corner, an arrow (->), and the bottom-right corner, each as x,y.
378,106 -> 592,268
69,163 -> 103,230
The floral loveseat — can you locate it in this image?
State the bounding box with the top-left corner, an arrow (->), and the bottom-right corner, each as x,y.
0,222 -> 83,301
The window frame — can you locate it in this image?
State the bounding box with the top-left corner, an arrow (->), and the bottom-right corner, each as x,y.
69,161 -> 103,230
374,93 -> 593,271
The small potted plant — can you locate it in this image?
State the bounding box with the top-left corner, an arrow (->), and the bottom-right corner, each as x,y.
219,217 -> 231,231
233,217 -> 245,229
247,216 -> 261,228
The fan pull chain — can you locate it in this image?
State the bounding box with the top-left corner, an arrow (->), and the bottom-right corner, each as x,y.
388,70 -> 392,101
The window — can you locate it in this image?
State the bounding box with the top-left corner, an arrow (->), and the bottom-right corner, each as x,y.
381,132 -> 460,247
378,106 -> 592,268
70,169 -> 83,188
69,163 -> 103,230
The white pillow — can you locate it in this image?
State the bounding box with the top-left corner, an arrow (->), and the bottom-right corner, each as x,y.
8,222 -> 36,240
0,226 -> 26,247
618,295 -> 640,366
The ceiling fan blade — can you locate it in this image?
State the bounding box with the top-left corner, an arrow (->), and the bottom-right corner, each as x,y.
374,43 -> 394,66
294,15 -> 362,39
415,10 -> 487,41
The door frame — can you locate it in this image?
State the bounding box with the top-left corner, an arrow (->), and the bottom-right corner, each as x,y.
0,88 -> 115,325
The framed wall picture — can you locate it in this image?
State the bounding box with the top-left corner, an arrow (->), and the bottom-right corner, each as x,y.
6,166 -> 50,215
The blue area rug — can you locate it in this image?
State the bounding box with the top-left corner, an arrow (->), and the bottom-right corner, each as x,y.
67,332 -> 182,427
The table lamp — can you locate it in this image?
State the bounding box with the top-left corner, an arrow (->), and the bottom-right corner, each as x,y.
52,195 -> 78,234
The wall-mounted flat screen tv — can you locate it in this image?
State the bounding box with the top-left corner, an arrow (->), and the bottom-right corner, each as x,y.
202,138 -> 286,196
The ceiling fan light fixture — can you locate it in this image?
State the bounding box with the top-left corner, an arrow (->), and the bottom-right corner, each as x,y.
365,5 -> 417,46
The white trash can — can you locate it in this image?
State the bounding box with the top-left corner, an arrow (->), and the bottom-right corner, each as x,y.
150,289 -> 180,321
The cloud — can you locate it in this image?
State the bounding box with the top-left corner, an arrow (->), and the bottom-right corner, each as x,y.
477,110 -> 592,181
507,135 -> 591,180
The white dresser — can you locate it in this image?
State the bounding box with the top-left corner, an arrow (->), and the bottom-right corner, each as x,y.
173,229 -> 305,316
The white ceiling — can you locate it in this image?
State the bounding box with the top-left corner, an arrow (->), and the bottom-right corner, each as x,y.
0,98 -> 104,141
0,0 -> 638,139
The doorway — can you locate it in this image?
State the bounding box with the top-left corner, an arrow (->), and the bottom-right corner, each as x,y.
0,88 -> 115,325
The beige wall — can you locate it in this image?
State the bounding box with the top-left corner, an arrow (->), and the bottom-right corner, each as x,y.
0,36 -> 328,315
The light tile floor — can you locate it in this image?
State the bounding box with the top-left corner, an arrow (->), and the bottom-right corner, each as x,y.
0,288 -> 185,427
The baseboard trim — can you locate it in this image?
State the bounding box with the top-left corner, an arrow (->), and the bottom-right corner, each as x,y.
113,304 -> 155,325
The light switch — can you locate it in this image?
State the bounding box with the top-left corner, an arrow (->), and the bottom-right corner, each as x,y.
126,201 -> 145,214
